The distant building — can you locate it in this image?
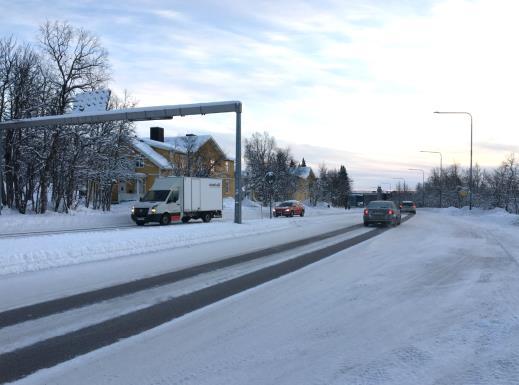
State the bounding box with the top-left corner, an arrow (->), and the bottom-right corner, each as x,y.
349,190 -> 394,207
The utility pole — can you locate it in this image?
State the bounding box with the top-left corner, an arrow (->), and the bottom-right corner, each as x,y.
434,111 -> 473,209
420,150 -> 442,208
409,168 -> 425,207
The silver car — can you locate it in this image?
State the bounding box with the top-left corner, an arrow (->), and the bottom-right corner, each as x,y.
400,201 -> 416,214
363,200 -> 401,227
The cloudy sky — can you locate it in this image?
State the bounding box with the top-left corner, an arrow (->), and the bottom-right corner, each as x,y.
2,0 -> 519,189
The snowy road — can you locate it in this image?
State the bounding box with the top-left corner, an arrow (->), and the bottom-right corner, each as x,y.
1,214 -> 395,383
4,208 -> 519,384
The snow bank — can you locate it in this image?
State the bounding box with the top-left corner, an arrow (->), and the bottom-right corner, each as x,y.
0,208 -> 359,276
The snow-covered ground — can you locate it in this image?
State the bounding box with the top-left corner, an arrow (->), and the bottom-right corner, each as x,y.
0,199 -> 353,276
9,208 -> 519,385
0,198 -> 346,235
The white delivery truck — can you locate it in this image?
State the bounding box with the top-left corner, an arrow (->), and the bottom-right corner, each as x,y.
131,176 -> 223,226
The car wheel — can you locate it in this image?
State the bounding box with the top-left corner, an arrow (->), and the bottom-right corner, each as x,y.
181,216 -> 190,223
202,213 -> 212,223
136,221 -> 145,226
300,210 -> 305,217
160,213 -> 171,226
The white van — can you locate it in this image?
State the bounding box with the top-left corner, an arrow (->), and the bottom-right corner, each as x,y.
131,176 -> 223,225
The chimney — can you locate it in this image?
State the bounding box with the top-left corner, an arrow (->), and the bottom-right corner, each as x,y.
150,126 -> 164,142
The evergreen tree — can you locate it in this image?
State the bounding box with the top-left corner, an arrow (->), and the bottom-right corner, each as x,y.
301,158 -> 306,167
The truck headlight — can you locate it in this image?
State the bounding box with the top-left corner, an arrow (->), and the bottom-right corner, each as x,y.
151,205 -> 158,214
131,206 -> 135,214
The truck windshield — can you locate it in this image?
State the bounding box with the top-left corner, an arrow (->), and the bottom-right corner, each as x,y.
141,190 -> 169,202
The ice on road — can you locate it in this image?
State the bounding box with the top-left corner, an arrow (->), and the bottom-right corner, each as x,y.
13,208 -> 519,385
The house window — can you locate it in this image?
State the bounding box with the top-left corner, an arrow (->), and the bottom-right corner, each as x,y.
135,158 -> 144,168
225,161 -> 229,173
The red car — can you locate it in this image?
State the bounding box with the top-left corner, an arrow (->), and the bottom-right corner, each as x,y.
274,200 -> 305,217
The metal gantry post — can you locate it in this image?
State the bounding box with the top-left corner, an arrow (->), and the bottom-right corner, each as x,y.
0,128 -> 4,215
469,113 -> 473,210
234,107 -> 242,224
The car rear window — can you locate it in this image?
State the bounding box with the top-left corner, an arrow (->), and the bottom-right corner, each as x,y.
367,201 -> 393,209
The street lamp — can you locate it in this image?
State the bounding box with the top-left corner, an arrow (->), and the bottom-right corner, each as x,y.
434,111 -> 473,210
392,177 -> 406,204
408,168 -> 425,207
420,150 -> 442,208
380,182 -> 392,192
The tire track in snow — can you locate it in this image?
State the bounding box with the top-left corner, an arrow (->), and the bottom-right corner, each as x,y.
0,216 -> 414,383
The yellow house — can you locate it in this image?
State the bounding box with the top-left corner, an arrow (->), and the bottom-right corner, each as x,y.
291,166 -> 316,202
113,127 -> 235,202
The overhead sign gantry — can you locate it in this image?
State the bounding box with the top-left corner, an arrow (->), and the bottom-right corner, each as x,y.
0,99 -> 243,223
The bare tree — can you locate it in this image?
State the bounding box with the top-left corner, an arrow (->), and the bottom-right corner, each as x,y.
37,21 -> 110,212
173,135 -> 227,177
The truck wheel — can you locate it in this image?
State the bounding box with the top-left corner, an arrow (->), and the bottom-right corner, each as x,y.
300,210 -> 305,217
160,213 -> 171,226
202,213 -> 212,223
136,221 -> 145,226
181,216 -> 190,223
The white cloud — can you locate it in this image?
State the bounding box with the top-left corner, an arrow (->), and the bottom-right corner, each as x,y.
3,0 -> 519,189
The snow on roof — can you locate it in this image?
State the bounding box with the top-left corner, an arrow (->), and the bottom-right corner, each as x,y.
164,135 -> 213,153
139,138 -> 186,154
132,139 -> 173,170
290,166 -> 313,179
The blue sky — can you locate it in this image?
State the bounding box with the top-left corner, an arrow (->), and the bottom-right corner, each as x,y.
2,0 -> 519,189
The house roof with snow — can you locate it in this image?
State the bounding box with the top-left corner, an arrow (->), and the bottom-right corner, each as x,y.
132,138 -> 173,170
290,166 -> 314,180
132,133 -> 233,171
164,135 -> 213,152
140,135 -> 227,157
139,138 -> 186,154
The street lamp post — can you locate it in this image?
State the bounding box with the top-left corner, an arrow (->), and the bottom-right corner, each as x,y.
408,168 -> 425,207
420,150 -> 442,208
434,111 -> 473,210
392,177 -> 405,204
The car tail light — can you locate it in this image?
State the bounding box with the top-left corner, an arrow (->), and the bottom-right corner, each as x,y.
388,209 -> 394,215
363,209 -> 369,215
413,204 -> 416,208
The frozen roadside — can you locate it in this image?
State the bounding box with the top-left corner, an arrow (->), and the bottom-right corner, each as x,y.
0,198 -> 349,235
0,211 -> 360,311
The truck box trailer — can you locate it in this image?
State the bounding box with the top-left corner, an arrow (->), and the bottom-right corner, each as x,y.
131,176 -> 223,225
